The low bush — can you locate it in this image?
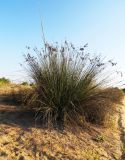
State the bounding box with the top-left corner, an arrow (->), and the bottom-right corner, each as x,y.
21,81 -> 29,86
122,88 -> 125,92
24,42 -> 122,130
0,77 -> 10,85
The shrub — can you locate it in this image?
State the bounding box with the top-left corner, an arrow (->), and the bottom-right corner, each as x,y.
29,83 -> 35,87
0,77 -> 10,85
122,88 -> 125,92
21,81 -> 29,86
24,42 -> 120,130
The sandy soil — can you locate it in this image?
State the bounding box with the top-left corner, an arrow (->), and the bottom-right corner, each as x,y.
0,100 -> 123,160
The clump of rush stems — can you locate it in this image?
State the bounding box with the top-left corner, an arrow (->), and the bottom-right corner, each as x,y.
24,41 -> 121,130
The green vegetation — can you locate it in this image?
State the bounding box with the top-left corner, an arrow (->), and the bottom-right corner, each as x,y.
0,77 -> 10,85
23,42 -> 124,130
21,81 -> 29,86
122,88 -> 125,92
93,134 -> 105,143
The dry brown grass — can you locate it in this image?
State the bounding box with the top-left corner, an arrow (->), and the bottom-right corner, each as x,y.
82,87 -> 124,126
0,84 -> 32,106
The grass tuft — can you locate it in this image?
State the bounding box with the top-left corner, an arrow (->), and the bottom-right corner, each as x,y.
23,42 -> 123,130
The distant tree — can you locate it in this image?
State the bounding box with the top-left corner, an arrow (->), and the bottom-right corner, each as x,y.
21,81 -> 29,86
0,77 -> 10,84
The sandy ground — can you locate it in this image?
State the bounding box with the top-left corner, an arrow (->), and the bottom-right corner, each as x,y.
0,99 -> 123,160
0,85 -> 124,160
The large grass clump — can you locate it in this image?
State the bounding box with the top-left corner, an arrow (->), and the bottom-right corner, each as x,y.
25,42 -> 123,130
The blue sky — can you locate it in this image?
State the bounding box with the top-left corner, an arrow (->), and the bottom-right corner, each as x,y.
0,0 -> 125,83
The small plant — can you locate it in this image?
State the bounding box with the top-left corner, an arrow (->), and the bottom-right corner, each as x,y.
24,42 -> 121,130
93,134 -> 105,142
